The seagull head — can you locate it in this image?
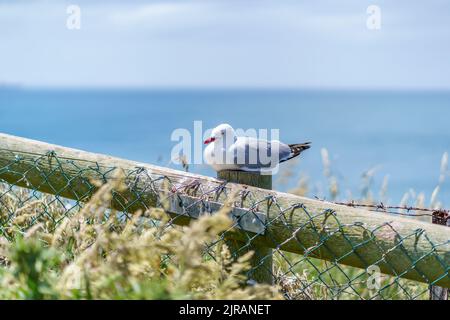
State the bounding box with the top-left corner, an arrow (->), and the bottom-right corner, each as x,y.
204,123 -> 236,145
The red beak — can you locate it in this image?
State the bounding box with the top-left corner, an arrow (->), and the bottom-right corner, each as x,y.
204,137 -> 216,145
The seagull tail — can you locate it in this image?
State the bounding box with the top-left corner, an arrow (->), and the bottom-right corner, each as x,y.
281,142 -> 311,163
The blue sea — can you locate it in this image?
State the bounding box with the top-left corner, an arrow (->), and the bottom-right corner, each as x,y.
1,88 -> 450,206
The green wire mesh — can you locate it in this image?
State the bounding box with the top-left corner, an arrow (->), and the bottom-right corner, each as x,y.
0,149 -> 449,300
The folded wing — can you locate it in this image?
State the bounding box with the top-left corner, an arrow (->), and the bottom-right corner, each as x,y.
229,137 -> 293,171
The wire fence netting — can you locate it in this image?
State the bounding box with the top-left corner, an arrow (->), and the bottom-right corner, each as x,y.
0,148 -> 449,300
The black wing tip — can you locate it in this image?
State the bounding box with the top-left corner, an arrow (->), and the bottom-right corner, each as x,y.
281,142 -> 312,163
289,142 -> 312,151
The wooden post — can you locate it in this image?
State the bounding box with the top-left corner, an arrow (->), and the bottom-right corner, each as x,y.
430,210 -> 449,300
218,170 -> 274,285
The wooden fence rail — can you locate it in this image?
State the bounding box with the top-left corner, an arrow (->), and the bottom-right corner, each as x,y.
0,133 -> 449,288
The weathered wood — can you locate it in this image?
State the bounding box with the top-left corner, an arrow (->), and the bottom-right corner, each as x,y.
218,171 -> 273,285
218,171 -> 272,190
0,133 -> 449,288
430,211 -> 449,299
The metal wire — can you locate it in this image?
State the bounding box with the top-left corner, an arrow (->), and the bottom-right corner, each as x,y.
0,150 -> 449,300
321,198 -> 449,221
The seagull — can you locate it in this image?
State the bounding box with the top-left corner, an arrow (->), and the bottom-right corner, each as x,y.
204,124 -> 310,173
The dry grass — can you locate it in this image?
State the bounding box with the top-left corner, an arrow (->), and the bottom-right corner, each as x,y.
0,173 -> 281,300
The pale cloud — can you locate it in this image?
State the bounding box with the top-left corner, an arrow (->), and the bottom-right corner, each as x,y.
108,2 -> 202,26
104,1 -> 372,45
0,0 -> 449,89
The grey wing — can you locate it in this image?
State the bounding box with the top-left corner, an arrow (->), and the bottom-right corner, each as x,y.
230,137 -> 292,171
278,142 -> 294,161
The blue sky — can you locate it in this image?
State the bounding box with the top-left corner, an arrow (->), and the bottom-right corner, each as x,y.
1,0 -> 450,89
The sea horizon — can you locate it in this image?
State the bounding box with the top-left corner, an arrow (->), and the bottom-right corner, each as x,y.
1,87 -> 450,207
